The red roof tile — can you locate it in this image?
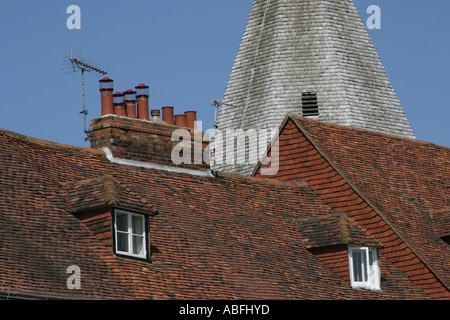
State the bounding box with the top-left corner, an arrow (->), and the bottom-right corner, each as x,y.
254,114 -> 450,299
0,127 -> 430,299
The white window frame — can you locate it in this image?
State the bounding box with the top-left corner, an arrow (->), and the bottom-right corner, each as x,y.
113,209 -> 148,259
348,246 -> 380,290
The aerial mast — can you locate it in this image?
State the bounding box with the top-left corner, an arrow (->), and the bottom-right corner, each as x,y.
62,49 -> 109,140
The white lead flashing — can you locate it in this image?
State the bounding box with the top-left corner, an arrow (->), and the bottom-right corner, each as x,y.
101,147 -> 213,177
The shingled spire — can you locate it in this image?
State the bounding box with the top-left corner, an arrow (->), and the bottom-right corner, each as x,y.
214,0 -> 415,176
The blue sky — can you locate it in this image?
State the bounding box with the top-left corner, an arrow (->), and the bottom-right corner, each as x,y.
1,1 -> 449,148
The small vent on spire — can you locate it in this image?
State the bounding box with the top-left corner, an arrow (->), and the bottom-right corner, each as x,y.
302,92 -> 319,118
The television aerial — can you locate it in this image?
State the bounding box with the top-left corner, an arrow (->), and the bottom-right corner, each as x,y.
62,49 -> 109,140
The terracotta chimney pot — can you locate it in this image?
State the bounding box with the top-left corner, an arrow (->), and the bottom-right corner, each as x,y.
135,84 -> 150,120
99,77 -> 114,116
113,92 -> 126,117
162,106 -> 175,125
124,89 -> 137,118
174,114 -> 187,127
185,111 -> 197,130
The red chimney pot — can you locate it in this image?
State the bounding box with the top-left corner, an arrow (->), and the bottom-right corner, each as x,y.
135,84 -> 149,97
174,114 -> 187,127
162,106 -> 175,125
99,78 -> 114,116
113,92 -> 127,117
135,84 -> 150,120
124,89 -> 137,118
185,111 -> 197,130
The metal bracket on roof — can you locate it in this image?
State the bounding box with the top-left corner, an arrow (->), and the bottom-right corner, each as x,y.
211,99 -> 223,128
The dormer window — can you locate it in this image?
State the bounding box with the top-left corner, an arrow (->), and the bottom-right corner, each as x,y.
294,213 -> 383,289
113,209 -> 148,259
348,246 -> 380,290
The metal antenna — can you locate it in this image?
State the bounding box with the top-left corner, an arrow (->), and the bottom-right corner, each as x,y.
62,49 -> 109,141
211,99 -> 223,129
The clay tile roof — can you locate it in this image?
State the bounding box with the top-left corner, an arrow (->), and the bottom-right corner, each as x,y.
288,114 -> 450,288
294,213 -> 382,249
0,127 -> 431,299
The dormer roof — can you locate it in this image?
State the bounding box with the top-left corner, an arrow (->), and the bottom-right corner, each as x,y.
61,175 -> 157,215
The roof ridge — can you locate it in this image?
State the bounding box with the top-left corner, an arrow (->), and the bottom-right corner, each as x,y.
102,175 -> 119,207
337,214 -> 353,244
289,114 -> 450,150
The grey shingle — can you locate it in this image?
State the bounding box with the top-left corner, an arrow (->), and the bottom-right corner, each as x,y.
213,0 -> 415,176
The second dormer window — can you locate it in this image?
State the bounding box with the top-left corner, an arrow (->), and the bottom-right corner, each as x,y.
114,209 -> 148,259
348,246 -> 380,290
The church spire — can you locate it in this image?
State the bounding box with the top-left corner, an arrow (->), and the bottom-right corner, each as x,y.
214,0 -> 415,176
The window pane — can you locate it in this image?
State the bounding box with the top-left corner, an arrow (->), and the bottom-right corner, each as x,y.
117,232 -> 129,252
350,247 -> 380,289
368,249 -> 380,289
352,249 -> 368,282
115,211 -> 146,258
352,250 -> 362,282
361,249 -> 368,282
116,213 -> 128,232
133,235 -> 144,255
369,249 -> 375,265
132,215 -> 144,235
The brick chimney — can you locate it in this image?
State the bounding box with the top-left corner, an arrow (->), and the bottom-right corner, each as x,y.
89,79 -> 210,171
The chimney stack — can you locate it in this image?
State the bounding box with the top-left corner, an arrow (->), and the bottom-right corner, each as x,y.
185,111 -> 197,130
113,92 -> 126,117
174,114 -> 187,127
135,84 -> 150,120
124,89 -> 137,118
162,106 -> 175,125
99,77 -> 114,116
90,81 -> 210,171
